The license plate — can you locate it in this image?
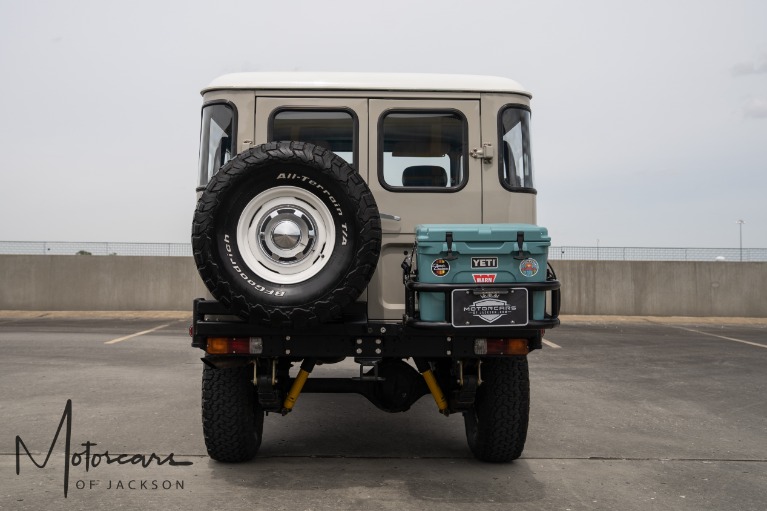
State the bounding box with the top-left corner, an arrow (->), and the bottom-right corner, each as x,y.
451,288 -> 528,328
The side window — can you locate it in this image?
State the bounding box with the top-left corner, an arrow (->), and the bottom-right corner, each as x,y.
379,111 -> 466,191
499,106 -> 534,190
198,102 -> 235,187
270,110 -> 356,167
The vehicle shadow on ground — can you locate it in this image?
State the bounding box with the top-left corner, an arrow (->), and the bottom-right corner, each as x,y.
204,394 -> 546,505
206,457 -> 545,505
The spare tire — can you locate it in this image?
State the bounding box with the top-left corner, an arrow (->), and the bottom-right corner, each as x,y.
192,141 -> 381,325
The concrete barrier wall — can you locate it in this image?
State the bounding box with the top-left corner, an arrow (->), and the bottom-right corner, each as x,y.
1,255 -> 765,317
0,255 -> 208,311
553,260 -> 767,317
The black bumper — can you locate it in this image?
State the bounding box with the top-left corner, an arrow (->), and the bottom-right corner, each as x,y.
191,277 -> 560,359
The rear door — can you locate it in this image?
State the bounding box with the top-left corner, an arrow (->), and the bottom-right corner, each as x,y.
367,99 -> 482,320
480,94 -> 536,224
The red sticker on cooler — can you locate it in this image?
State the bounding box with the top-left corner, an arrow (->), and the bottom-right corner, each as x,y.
472,274 -> 497,283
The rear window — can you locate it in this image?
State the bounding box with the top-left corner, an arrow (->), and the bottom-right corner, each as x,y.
270,110 -> 356,167
378,111 -> 466,191
198,102 -> 235,188
499,106 -> 534,191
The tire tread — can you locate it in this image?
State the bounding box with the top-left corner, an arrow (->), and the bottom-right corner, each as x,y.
202,365 -> 263,462
465,357 -> 530,462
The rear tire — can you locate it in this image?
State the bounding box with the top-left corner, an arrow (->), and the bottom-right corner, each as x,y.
202,364 -> 264,462
464,357 -> 530,462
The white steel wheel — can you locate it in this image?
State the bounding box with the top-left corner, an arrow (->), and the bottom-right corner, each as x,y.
237,186 -> 336,285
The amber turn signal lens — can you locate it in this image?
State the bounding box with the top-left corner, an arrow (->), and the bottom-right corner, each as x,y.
206,337 -> 262,354
206,337 -> 229,354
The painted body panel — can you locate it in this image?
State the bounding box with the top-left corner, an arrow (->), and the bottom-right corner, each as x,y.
198,73 -> 538,321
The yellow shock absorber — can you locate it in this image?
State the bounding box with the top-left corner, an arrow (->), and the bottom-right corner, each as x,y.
282,359 -> 315,413
421,368 -> 449,413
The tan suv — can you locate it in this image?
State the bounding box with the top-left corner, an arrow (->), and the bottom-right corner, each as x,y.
191,72 -> 560,463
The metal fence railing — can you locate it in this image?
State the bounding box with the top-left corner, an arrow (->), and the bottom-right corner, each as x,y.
549,246 -> 767,262
0,241 -> 764,262
0,241 -> 192,257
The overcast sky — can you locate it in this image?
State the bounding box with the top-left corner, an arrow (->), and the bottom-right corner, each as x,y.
1,0 -> 765,248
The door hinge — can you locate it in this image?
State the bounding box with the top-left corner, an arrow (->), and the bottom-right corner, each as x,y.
470,143 -> 494,163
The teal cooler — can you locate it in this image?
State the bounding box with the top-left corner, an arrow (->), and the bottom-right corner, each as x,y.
415,224 -> 551,323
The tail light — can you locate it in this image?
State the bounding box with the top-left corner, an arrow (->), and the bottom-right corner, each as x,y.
206,337 -> 263,355
474,338 -> 529,355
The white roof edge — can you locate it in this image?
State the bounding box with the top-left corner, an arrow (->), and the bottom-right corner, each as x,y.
201,72 -> 531,97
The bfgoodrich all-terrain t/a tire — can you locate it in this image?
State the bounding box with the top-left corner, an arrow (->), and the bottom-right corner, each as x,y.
202,364 -> 264,462
192,141 -> 381,325
464,357 -> 530,462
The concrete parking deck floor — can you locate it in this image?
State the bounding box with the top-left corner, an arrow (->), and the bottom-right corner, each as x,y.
1,314 -> 765,510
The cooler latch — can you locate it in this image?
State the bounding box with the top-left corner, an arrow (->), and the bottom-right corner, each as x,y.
444,232 -> 458,261
514,231 -> 526,260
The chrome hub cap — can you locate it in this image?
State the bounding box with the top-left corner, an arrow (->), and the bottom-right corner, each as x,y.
271,220 -> 302,250
257,207 -> 317,263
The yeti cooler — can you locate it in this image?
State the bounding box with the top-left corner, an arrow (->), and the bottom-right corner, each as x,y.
415,224 -> 551,324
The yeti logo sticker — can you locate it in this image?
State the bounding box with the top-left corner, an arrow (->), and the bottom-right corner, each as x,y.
471,257 -> 498,269
519,258 -> 539,278
431,259 -> 450,277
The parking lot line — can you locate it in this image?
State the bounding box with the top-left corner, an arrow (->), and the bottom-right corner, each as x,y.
672,326 -> 767,350
104,322 -> 176,345
542,338 -> 562,349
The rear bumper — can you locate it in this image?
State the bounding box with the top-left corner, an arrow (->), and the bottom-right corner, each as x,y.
191,294 -> 559,359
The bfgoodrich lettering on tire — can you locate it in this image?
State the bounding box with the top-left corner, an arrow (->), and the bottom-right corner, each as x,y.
192,141 -> 381,325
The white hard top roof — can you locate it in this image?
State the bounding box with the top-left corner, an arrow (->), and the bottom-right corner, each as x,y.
202,72 -> 530,97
